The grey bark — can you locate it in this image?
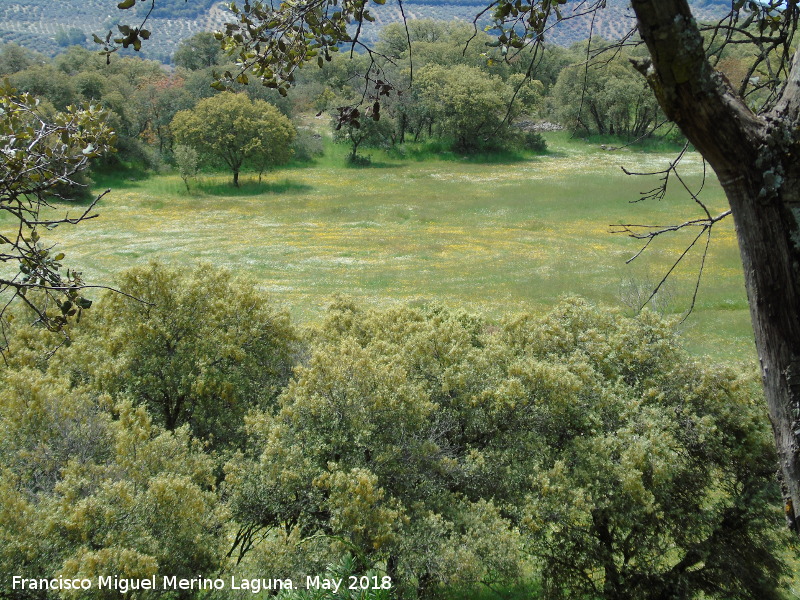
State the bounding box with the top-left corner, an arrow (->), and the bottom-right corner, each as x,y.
630,0 -> 800,529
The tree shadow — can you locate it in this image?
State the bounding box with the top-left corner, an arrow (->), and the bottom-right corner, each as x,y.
395,143 -> 551,165
343,160 -> 402,169
196,178 -> 314,196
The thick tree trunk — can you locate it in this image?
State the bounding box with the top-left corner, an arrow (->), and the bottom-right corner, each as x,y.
630,0 -> 800,529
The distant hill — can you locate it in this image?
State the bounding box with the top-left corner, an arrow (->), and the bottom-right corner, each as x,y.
0,0 -> 231,62
0,0 -> 731,63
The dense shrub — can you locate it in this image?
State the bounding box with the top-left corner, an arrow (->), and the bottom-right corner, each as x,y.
0,290 -> 785,600
58,262 -> 299,450
519,131 -> 547,152
0,374 -> 224,599
225,299 -> 786,599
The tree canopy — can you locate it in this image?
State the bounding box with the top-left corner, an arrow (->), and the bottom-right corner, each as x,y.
0,263 -> 789,598
225,299 -> 786,599
62,262 -> 298,449
171,91 -> 295,186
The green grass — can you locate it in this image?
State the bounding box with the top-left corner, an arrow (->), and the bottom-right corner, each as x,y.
34,132 -> 755,362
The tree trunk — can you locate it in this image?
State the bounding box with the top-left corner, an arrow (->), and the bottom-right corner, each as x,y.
630,0 -> 800,530
399,113 -> 407,144
233,169 -> 239,187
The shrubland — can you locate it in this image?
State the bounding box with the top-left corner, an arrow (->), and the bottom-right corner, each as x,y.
0,265 -> 787,599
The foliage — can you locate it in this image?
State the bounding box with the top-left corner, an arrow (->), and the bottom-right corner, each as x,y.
9,64 -> 77,110
172,31 -> 222,70
332,108 -> 393,161
415,64 -> 540,152
551,45 -> 662,139
225,299 -> 785,599
55,27 -> 87,48
282,555 -> 393,600
292,129 -> 325,161
59,262 -> 298,449
131,73 -> 193,154
0,43 -> 46,75
0,82 -> 115,352
0,370 -> 225,599
171,92 -> 296,186
173,143 -> 199,191
518,130 -> 547,152
505,301 -> 787,599
225,301 -> 526,596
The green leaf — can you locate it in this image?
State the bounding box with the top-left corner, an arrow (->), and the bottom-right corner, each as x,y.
117,0 -> 136,8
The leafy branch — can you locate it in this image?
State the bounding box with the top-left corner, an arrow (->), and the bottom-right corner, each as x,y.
0,83 -> 116,352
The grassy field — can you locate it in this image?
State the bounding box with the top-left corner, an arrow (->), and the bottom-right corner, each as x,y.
37,131 -> 754,362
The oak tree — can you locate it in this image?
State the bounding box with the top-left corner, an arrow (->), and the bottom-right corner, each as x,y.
171,92 -> 295,186
225,300 -> 785,599
65,262 -> 298,449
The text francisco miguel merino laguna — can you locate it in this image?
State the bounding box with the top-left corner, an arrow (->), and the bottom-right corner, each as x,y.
12,574 -> 393,594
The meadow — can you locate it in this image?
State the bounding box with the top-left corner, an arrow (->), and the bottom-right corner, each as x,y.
53,131 -> 753,362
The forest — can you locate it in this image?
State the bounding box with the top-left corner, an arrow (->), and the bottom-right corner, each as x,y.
1,1 -> 799,598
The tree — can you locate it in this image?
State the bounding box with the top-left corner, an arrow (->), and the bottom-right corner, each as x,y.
416,64 -> 512,152
132,73 -> 193,153
332,105 -> 393,162
10,65 -> 76,111
0,83 -> 115,353
225,300 -> 786,599
174,144 -> 199,191
172,31 -> 222,70
551,45 -> 661,139
0,43 -> 46,76
55,27 -> 87,48
62,262 -> 297,449
0,371 -> 225,598
171,92 -> 295,186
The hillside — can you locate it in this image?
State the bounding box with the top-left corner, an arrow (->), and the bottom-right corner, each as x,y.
0,0 -> 730,63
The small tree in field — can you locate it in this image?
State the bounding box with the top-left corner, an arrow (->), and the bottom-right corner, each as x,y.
173,144 -> 199,192
332,108 -> 392,164
171,92 -> 295,186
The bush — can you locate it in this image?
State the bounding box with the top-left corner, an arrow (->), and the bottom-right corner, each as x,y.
47,168 -> 95,202
225,299 -> 786,599
0,374 -> 224,597
173,143 -> 199,191
292,129 -> 325,162
345,152 -> 373,166
520,131 -> 547,152
60,262 -> 298,450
